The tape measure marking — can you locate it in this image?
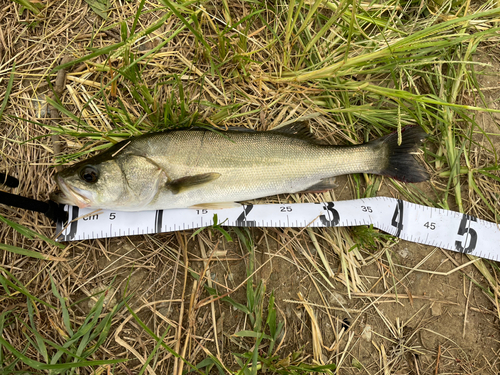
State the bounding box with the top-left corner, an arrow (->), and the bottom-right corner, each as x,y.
55,197 -> 500,262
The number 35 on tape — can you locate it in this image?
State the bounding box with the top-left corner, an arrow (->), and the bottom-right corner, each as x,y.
56,197 -> 500,262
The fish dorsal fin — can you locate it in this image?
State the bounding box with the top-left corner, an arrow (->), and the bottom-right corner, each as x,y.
270,121 -> 317,142
167,172 -> 221,194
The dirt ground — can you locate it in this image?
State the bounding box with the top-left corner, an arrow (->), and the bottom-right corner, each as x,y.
1,1 -> 500,374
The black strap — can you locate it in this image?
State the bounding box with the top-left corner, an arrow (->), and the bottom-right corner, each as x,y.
0,173 -> 19,188
0,174 -> 68,223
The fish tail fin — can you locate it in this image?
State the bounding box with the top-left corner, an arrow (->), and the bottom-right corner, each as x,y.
372,126 -> 429,183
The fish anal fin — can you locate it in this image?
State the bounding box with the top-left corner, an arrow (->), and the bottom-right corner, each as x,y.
168,172 -> 221,194
300,177 -> 337,193
189,202 -> 241,210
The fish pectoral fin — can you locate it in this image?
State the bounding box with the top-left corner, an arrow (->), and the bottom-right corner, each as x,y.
167,172 -> 221,194
300,177 -> 337,193
189,202 -> 241,210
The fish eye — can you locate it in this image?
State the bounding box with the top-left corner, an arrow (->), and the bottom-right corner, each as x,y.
80,166 -> 99,183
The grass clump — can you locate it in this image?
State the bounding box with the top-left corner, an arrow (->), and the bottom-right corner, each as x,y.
199,228 -> 336,374
0,275 -> 128,373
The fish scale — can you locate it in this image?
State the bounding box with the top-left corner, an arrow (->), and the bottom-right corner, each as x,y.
133,130 -> 380,208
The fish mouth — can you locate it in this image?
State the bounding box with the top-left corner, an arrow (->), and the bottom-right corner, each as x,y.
52,175 -> 91,208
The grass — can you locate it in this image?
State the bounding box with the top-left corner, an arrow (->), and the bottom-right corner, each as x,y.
1,0 -> 500,373
0,273 -> 128,373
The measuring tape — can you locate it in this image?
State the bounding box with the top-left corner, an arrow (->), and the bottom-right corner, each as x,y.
55,197 -> 500,262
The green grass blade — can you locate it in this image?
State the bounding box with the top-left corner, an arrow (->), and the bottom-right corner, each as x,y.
138,328 -> 170,375
26,299 -> 49,363
159,0 -> 210,50
0,62 -> 15,121
51,41 -> 126,74
125,303 -> 203,374
84,0 -> 109,19
0,215 -> 64,249
0,243 -> 59,260
50,275 -> 74,336
12,0 -> 42,15
0,336 -> 127,371
0,268 -> 57,309
131,0 -> 147,35
233,330 -> 272,340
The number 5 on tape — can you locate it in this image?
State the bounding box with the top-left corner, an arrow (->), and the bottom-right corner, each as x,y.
455,214 -> 478,254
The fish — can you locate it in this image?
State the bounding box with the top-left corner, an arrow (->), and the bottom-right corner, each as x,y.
51,123 -> 429,211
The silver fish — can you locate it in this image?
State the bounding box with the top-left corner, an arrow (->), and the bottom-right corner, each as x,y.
52,123 -> 428,211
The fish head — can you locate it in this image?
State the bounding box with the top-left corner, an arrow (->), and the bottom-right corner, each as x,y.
52,145 -> 168,210
52,158 -> 130,209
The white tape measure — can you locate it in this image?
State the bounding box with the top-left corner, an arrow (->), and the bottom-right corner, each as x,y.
55,197 -> 500,262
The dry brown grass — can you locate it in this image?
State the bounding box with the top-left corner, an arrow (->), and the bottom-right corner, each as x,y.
1,0 -> 500,374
